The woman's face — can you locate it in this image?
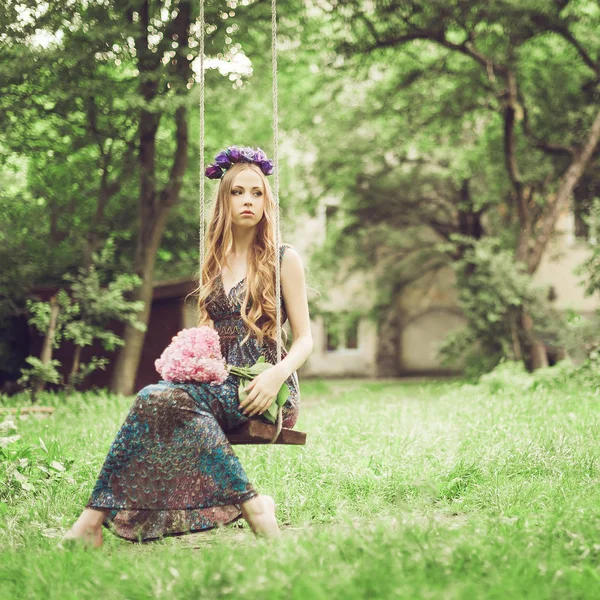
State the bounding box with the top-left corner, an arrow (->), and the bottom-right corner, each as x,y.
230,167 -> 265,228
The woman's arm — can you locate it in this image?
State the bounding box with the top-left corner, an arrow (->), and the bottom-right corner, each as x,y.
272,247 -> 314,380
239,248 -> 313,416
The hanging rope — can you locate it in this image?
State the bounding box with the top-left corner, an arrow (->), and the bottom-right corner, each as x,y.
198,0 -> 284,444
198,0 -> 205,286
270,0 -> 284,444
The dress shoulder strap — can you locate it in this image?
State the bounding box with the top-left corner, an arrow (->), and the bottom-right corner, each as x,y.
279,242 -> 291,264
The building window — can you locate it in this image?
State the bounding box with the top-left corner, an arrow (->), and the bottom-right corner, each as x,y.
323,310 -> 360,352
324,312 -> 341,351
346,314 -> 359,349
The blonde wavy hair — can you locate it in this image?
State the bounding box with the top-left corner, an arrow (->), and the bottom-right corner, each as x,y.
189,162 -> 290,348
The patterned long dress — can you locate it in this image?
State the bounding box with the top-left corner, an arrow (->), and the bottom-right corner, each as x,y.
84,243 -> 300,542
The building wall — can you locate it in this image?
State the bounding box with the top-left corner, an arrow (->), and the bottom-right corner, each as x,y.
300,315 -> 379,378
288,196 -> 384,377
532,211 -> 598,314
400,308 -> 466,372
300,203 -> 599,377
394,264 -> 466,373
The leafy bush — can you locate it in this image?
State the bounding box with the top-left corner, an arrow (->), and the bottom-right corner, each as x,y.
439,237 -> 564,378
555,309 -> 600,365
17,357 -> 63,389
0,417 -> 75,502
19,239 -> 146,395
474,358 -> 595,394
476,360 -> 536,393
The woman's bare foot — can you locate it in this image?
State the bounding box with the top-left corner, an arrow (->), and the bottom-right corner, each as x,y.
240,494 -> 281,539
57,508 -> 109,550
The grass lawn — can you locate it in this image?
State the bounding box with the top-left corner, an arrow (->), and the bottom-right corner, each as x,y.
1,364 -> 600,599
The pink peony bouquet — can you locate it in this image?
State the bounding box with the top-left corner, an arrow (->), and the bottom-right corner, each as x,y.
154,326 -> 289,424
154,326 -> 229,385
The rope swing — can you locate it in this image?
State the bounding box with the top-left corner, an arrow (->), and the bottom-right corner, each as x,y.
198,0 -> 299,445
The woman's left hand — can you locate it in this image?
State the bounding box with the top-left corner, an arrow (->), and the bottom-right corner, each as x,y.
239,366 -> 287,417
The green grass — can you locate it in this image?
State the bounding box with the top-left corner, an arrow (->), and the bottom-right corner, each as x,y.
1,367 -> 600,599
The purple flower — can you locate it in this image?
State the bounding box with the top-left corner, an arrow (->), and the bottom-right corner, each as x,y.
227,146 -> 242,162
205,146 -> 274,179
214,151 -> 231,169
205,164 -> 224,179
259,160 -> 274,175
241,146 -> 255,162
254,148 -> 267,162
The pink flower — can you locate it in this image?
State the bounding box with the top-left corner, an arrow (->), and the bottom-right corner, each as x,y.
154,326 -> 229,384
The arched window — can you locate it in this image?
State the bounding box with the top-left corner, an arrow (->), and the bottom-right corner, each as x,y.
323,310 -> 360,352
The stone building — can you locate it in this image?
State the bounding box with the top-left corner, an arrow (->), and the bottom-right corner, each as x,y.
248,198 -> 600,380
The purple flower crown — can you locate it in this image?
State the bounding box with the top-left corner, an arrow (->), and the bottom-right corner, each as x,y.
205,145 -> 274,180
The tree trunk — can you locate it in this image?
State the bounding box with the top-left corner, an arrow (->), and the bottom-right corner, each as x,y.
376,299 -> 401,377
109,209 -> 171,396
516,110 -> 600,368
109,101 -> 189,397
520,310 -> 549,371
525,109 -> 600,274
66,345 -> 82,395
109,1 -> 192,396
509,311 -> 523,361
34,294 -> 60,398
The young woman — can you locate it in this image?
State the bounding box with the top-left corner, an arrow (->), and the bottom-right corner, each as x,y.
59,146 -> 313,548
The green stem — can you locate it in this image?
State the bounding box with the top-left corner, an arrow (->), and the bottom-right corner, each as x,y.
227,365 -> 252,378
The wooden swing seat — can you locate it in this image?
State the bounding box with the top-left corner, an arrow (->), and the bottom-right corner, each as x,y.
226,419 -> 307,445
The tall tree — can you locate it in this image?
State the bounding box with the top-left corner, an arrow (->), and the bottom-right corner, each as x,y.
1,0 -> 313,391
301,0 -> 600,369
0,1 -> 241,394
108,1 -> 195,395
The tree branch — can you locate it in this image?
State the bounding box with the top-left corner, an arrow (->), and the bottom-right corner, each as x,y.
528,11 -> 599,78
159,1 -> 192,208
520,94 -> 575,156
347,13 -> 507,83
502,69 -> 529,236
527,107 -> 600,272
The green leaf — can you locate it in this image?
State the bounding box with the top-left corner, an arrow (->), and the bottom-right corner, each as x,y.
276,382 -> 290,407
247,359 -> 274,376
260,383 -> 290,424
238,378 -> 251,403
263,403 -> 278,424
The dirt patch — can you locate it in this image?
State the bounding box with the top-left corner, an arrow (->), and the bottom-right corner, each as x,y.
173,511 -> 471,549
